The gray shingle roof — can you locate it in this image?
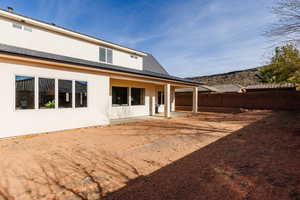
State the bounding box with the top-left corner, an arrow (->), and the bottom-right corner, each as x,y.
244,83 -> 296,90
176,84 -> 242,93
143,54 -> 169,75
0,43 -> 200,85
212,84 -> 243,93
175,85 -> 216,93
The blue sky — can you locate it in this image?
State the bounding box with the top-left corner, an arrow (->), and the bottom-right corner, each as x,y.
0,0 -> 276,77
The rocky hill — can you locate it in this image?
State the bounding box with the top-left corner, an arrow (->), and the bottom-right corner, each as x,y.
189,68 -> 262,86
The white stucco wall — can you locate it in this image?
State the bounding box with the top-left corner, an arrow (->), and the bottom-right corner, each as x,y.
109,79 -> 156,119
0,62 -> 110,138
0,17 -> 143,70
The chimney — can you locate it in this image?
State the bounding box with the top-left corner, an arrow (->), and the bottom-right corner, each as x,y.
7,7 -> 14,13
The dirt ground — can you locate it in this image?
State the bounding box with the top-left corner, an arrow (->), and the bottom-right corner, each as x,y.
0,110 -> 299,200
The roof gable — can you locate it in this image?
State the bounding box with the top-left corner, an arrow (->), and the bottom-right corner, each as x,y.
143,54 -> 169,75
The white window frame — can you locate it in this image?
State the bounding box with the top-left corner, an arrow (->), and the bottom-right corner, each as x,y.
57,79 -> 74,109
111,86 -> 129,107
75,80 -> 89,108
38,77 -> 56,109
14,74 -> 37,111
111,86 -> 146,107
99,46 -> 113,64
13,74 -> 88,111
131,87 -> 145,106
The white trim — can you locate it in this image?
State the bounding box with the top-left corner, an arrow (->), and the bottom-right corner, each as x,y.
55,78 -> 58,109
34,75 -> 38,110
72,80 -> 75,109
128,86 -> 132,106
164,84 -> 171,118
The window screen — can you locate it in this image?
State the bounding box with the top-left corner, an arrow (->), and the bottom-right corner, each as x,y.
99,47 -> 106,62
75,81 -> 88,108
131,88 -> 145,105
39,78 -> 55,109
15,76 -> 35,109
107,49 -> 113,64
112,86 -> 128,106
58,80 -> 73,108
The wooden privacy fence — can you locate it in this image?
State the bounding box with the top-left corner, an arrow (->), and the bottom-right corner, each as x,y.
176,90 -> 300,110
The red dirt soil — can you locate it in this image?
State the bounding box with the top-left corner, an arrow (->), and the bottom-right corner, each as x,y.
0,110 -> 299,200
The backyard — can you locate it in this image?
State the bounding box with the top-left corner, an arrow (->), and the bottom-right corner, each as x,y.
0,110 -> 299,200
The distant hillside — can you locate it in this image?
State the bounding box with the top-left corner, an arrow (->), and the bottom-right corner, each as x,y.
188,68 -> 262,86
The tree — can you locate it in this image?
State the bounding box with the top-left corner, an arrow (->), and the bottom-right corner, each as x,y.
259,44 -> 300,85
265,0 -> 300,43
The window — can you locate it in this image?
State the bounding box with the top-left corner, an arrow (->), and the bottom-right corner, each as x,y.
130,55 -> 138,59
24,26 -> 32,32
58,80 -> 73,108
112,86 -> 128,106
12,23 -> 22,29
158,91 -> 164,105
107,49 -> 113,64
15,76 -> 35,110
99,47 -> 113,64
99,47 -> 106,62
75,81 -> 88,108
39,78 -> 55,109
131,88 -> 145,105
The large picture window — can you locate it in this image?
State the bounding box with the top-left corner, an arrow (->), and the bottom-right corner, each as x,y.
112,86 -> 128,106
39,78 -> 55,109
58,80 -> 73,108
15,76 -> 35,110
131,88 -> 145,105
75,81 -> 88,108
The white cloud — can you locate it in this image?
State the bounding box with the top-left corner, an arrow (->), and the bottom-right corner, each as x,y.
117,0 -> 277,77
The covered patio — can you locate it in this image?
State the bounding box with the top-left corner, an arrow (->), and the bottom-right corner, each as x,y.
109,76 -> 199,120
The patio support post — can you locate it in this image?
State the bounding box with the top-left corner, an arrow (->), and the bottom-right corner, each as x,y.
164,83 -> 171,118
150,90 -> 156,116
171,87 -> 176,112
193,87 -> 198,113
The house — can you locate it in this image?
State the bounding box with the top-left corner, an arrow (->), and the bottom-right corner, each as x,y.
0,8 -> 200,138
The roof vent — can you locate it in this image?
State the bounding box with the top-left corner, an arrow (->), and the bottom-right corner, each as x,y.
7,7 -> 14,13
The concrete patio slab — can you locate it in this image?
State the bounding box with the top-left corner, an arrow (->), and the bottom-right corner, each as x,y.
110,111 -> 189,125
